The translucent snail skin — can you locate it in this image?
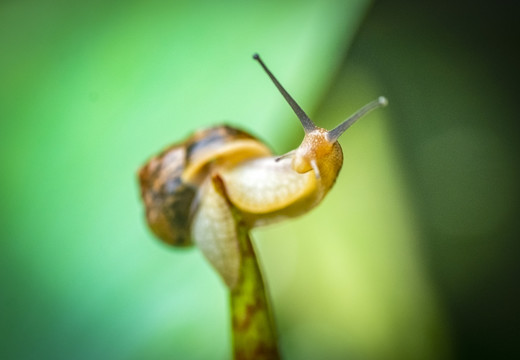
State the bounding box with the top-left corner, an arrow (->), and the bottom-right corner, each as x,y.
138,54 -> 388,288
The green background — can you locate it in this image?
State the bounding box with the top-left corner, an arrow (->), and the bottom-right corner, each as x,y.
1,1 -> 518,359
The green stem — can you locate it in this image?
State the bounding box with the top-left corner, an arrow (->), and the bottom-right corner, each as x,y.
230,224 -> 280,360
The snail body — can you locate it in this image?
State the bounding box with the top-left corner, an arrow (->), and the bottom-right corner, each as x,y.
138,54 -> 387,288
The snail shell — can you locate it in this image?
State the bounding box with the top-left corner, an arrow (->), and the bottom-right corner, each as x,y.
138,125 -> 271,247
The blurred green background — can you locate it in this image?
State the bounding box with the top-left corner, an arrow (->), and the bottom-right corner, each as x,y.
1,1 -> 518,359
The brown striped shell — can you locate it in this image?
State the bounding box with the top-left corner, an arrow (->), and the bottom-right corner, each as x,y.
138,125 -> 272,247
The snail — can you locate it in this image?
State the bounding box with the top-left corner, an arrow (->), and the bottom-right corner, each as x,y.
138,54 -> 387,289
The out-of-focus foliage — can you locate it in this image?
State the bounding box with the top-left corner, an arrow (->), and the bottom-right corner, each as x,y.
1,1 -> 518,359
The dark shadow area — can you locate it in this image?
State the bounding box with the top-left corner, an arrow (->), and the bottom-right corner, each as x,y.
340,1 -> 519,358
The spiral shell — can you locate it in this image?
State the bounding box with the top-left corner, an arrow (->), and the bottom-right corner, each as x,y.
138,125 -> 272,247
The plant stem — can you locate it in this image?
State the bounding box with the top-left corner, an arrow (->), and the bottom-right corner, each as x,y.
230,223 -> 280,360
